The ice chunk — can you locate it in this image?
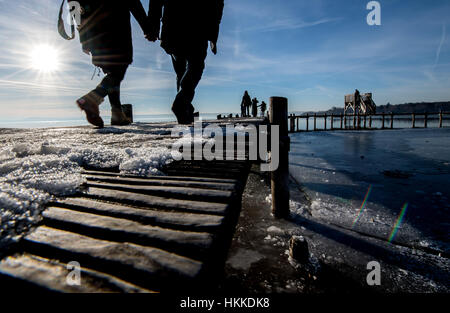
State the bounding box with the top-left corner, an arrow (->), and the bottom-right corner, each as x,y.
267,226 -> 284,235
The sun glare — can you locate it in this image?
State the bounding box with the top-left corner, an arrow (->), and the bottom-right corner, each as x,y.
30,45 -> 61,73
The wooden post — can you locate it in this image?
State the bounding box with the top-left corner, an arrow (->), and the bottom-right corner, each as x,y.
369,115 -> 372,129
344,113 -> 347,129
314,114 -> 317,131
269,97 -> 290,218
297,117 -> 300,132
306,114 -> 309,132
424,113 -> 428,128
331,114 -> 334,130
340,113 -> 344,130
363,114 -> 367,129
390,112 -> 394,129
324,114 -> 327,130
382,113 -> 385,129
353,112 -> 356,129
290,115 -> 295,133
439,111 -> 443,128
412,113 -> 416,128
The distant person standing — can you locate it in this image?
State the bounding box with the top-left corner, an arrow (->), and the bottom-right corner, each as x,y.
260,101 -> 267,117
251,98 -> 259,117
241,91 -> 251,117
355,89 -> 361,108
147,0 -> 224,124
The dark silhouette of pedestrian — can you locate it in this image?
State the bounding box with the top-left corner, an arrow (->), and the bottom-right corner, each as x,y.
241,91 -> 251,117
147,0 -> 224,124
355,89 -> 361,109
260,101 -> 267,117
72,1 -> 149,128
252,98 -> 259,118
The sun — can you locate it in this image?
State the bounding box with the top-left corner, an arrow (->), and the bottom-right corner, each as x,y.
30,44 -> 61,73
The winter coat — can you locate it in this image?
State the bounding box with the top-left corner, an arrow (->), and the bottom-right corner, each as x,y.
148,0 -> 224,56
78,0 -> 148,68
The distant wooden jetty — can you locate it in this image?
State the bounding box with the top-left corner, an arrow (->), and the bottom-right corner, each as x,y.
289,111 -> 449,133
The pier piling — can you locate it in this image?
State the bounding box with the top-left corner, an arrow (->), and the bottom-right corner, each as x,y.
269,97 -> 290,218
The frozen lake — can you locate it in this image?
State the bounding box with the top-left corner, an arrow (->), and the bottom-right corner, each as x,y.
289,128 -> 450,255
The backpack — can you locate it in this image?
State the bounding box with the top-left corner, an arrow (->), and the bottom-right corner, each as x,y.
57,0 -> 77,40
58,0 -> 101,40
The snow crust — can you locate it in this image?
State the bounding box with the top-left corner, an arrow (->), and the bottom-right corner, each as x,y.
0,124 -> 181,243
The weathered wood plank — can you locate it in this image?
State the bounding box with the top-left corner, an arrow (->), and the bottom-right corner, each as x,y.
84,175 -> 237,191
42,207 -> 214,260
84,182 -> 235,204
0,254 -> 151,293
80,187 -> 230,216
52,198 -> 224,232
82,170 -> 239,184
165,169 -> 243,179
23,227 -> 204,291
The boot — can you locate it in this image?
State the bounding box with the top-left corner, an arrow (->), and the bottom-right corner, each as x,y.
111,107 -> 131,126
172,101 -> 193,125
190,104 -> 200,119
76,91 -> 104,128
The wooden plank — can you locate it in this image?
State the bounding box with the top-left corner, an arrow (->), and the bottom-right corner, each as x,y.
0,254 -> 151,293
84,175 -> 237,191
42,207 -> 214,260
164,169 -> 244,179
53,198 -> 224,232
23,227 -> 204,291
81,187 -> 230,216
85,182 -> 235,204
82,170 -> 239,184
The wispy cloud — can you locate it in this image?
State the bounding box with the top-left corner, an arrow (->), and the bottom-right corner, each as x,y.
239,17 -> 342,33
434,23 -> 447,68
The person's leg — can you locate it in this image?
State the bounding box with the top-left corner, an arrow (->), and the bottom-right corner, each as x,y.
171,55 -> 187,92
172,55 -> 206,120
95,65 -> 131,125
94,66 -> 127,100
171,42 -> 207,124
175,56 -> 205,105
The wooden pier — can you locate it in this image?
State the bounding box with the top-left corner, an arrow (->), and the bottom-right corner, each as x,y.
288,111 -> 449,133
0,119 -> 268,293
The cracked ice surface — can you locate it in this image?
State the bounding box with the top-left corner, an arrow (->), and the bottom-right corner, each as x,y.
0,123 -> 188,247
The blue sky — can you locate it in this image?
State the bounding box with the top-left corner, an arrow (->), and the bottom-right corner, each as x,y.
0,0 -> 449,120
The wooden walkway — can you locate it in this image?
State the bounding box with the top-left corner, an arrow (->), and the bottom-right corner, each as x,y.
0,158 -> 251,292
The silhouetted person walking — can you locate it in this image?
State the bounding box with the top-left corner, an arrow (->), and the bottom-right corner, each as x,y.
73,1 -> 149,128
241,91 -> 251,117
251,98 -> 259,118
147,0 -> 224,124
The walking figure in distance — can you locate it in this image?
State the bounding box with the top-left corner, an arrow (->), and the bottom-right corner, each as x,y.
147,0 -> 224,124
241,90 -> 251,117
251,97 -> 259,118
75,1 -> 149,128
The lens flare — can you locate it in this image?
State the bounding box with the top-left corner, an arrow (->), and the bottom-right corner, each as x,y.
388,203 -> 408,243
352,185 -> 372,227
